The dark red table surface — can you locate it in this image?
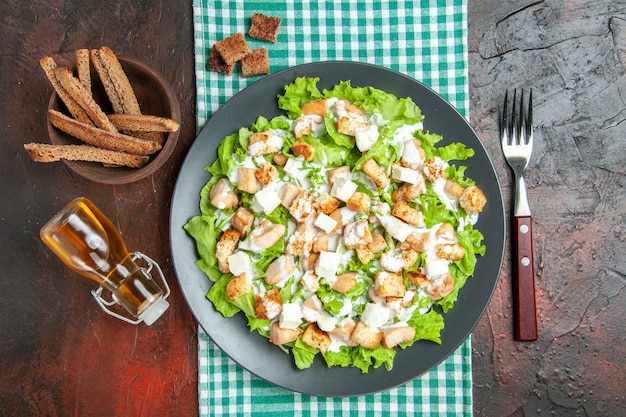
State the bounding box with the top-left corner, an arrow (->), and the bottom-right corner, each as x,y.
1,1 -> 624,416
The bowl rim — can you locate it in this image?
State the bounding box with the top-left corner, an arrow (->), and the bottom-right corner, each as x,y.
47,54 -> 181,185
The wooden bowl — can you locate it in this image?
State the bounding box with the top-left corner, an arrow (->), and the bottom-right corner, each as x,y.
48,55 -> 180,184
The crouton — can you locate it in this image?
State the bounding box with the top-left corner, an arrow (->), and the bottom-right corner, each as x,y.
346,191 -> 371,213
374,271 -> 406,298
302,323 -> 331,353
349,321 -> 383,349
214,33 -> 251,66
286,223 -> 314,256
436,243 -> 466,261
265,255 -> 295,285
269,321 -> 302,345
289,189 -> 315,222
356,244 -> 375,264
300,270 -> 320,292
381,326 -> 416,349
459,185 -> 487,214
237,167 -> 260,194
401,249 -> 419,269
337,117 -> 370,136
255,288 -> 282,320
209,178 -> 238,210
407,269 -> 429,287
292,139 -> 315,161
391,201 -> 424,226
332,272 -> 357,294
423,158 -> 446,183
294,116 -> 312,138
216,229 -> 241,273
393,180 -> 426,203
343,220 -> 373,249
225,272 -> 251,301
241,48 -> 270,78
248,13 -> 282,43
362,158 -> 390,189
231,207 -> 254,235
255,163 -> 279,186
273,153 -> 288,166
315,192 -> 340,215
400,232 -> 431,252
248,131 -> 282,156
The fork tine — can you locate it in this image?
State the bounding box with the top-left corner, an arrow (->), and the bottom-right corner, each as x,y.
511,89 -> 518,145
518,89 -> 525,145
501,89 -> 509,146
527,89 -> 533,145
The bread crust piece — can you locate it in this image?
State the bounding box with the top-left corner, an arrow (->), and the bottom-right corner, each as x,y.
214,33 -> 251,66
90,49 -> 124,114
248,13 -> 282,43
54,66 -> 118,133
97,46 -> 142,115
75,49 -> 91,93
39,56 -> 93,125
48,109 -> 161,155
107,114 -> 180,132
24,143 -> 149,168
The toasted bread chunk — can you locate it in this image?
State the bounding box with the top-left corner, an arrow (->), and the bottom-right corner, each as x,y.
107,114 -> 179,132
391,201 -> 424,226
248,13 -> 282,43
241,48 -> 270,77
459,185 -> 487,214
362,158 -> 390,189
207,45 -> 235,75
350,321 -> 383,349
225,272 -> 251,301
255,163 -> 279,185
346,191 -> 370,212
374,271 -> 406,298
315,192 -> 340,215
337,116 -> 369,136
23,143 -> 148,168
75,49 -> 91,93
302,323 -> 331,353
40,56 -> 93,125
436,243 -> 466,261
215,33 -> 251,66
255,288 -> 282,320
356,244 -> 375,264
216,229 -> 241,273
48,109 -> 161,155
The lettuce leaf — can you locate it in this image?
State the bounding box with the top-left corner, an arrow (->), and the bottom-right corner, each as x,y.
277,77 -> 324,119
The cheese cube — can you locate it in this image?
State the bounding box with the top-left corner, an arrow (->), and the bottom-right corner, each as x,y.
361,303 -> 390,328
283,158 -> 301,176
227,251 -> 250,277
378,215 -> 412,242
253,186 -> 281,214
391,165 -> 420,185
355,124 -> 379,152
330,176 -> 358,202
315,251 -> 340,280
424,257 -> 450,277
279,303 -> 303,330
314,213 -> 338,233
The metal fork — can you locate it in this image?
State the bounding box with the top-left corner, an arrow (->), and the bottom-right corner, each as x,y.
501,89 -> 538,341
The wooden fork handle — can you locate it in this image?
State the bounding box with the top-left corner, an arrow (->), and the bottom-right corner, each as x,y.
513,216 -> 538,341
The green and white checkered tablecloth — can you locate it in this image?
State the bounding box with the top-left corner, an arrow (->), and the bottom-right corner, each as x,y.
193,1 -> 472,415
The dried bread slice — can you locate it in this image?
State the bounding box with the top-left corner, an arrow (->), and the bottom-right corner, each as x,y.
107,114 -> 180,132
90,48 -> 124,114
48,109 -> 161,155
54,66 -> 118,133
24,143 -> 149,168
248,13 -> 282,43
75,49 -> 91,93
39,56 -> 93,125
97,46 -> 142,115
241,48 -> 270,77
207,45 -> 235,75
214,33 -> 251,66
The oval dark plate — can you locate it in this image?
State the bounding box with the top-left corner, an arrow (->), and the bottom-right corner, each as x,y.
170,61 -> 505,397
